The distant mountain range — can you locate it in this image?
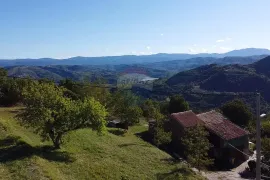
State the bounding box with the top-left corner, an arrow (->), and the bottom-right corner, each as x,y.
5,55 -> 267,81
1,48 -> 270,66
142,55 -> 267,73
145,55 -> 270,113
5,65 -> 167,83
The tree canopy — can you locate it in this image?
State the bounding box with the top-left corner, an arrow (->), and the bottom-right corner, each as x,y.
109,90 -> 142,126
142,99 -> 160,121
221,99 -> 253,127
168,95 -> 189,114
17,81 -> 107,148
181,125 -> 213,171
0,68 -> 7,77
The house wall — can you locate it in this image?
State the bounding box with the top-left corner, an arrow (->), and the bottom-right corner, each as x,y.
208,133 -> 249,168
227,135 -> 249,161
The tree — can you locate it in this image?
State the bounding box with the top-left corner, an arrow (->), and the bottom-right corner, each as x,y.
109,90 -> 142,126
0,68 -> 7,77
153,113 -> 172,146
17,81 -> 107,148
59,79 -> 111,106
122,106 -> 143,125
181,125 -> 213,171
142,99 -> 160,121
262,138 -> 270,162
262,121 -> 270,138
221,99 -> 253,127
168,95 -> 189,114
160,100 -> 170,115
0,77 -> 32,106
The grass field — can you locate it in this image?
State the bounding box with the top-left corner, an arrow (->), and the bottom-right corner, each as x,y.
0,107 -> 204,180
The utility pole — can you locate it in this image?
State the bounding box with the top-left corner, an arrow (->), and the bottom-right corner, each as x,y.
256,93 -> 261,180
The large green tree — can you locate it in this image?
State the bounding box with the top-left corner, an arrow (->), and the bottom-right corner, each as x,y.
168,95 -> 189,114
109,90 -> 142,126
142,99 -> 160,121
153,113 -> 172,146
59,79 -> 111,106
221,99 -> 253,127
0,68 -> 7,77
181,125 -> 213,171
18,81 -> 107,148
0,77 -> 32,106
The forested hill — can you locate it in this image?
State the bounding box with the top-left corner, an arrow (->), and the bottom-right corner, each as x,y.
166,56 -> 270,95
139,56 -> 270,113
0,48 -> 269,66
142,55 -> 267,73
3,55 -> 268,83
5,65 -> 167,83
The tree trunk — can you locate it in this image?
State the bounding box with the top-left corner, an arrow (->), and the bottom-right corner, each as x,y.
53,134 -> 62,149
49,131 -> 62,149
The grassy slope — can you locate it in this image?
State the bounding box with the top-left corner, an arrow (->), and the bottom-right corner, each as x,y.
0,107 -> 204,180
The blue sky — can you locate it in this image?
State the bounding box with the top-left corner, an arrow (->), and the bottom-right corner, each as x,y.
0,0 -> 270,59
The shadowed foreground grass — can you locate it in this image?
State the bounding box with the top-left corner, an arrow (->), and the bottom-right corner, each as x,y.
0,107 -> 204,180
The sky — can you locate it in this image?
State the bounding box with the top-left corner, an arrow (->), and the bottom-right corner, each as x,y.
0,0 -> 270,59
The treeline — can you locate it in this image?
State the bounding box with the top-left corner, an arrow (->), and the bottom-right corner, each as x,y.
0,67 -> 186,149
4,67 -> 269,171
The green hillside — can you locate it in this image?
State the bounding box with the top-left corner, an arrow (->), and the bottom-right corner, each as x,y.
133,56 -> 270,113
0,107 -> 203,180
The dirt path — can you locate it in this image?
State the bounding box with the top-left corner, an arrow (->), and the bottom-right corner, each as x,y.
203,152 -> 256,180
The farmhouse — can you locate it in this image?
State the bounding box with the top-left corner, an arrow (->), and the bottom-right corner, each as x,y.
197,110 -> 249,166
158,110 -> 250,166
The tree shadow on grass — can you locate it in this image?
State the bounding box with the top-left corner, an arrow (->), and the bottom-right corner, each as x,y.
118,143 -> 152,148
160,157 -> 184,165
156,167 -> 195,180
108,129 -> 126,136
0,136 -> 75,163
135,131 -> 152,143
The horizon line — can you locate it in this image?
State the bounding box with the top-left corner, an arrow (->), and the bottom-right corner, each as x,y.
0,47 -> 269,60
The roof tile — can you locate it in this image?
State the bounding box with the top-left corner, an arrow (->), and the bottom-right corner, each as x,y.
170,110 -> 204,128
197,110 -> 249,140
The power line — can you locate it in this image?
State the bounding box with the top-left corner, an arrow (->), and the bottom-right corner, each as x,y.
262,175 -> 270,179
227,143 -> 250,158
228,143 -> 270,170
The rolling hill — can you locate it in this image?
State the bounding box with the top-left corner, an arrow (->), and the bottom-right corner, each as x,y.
133,56 -> 270,113
4,55 -> 268,83
166,56 -> 270,94
5,65 -> 119,83
143,55 -> 266,72
0,48 -> 269,67
5,65 -> 168,84
0,107 -> 204,180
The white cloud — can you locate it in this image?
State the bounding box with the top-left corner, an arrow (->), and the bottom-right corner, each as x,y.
201,48 -> 208,53
193,44 -> 197,47
146,46 -> 151,50
216,39 -> 225,43
216,37 -> 232,43
160,33 -> 164,36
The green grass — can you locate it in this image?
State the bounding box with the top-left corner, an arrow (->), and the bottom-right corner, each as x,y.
0,107 -> 204,180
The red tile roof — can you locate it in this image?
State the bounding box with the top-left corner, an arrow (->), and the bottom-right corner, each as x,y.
197,110 -> 249,140
170,110 -> 204,128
